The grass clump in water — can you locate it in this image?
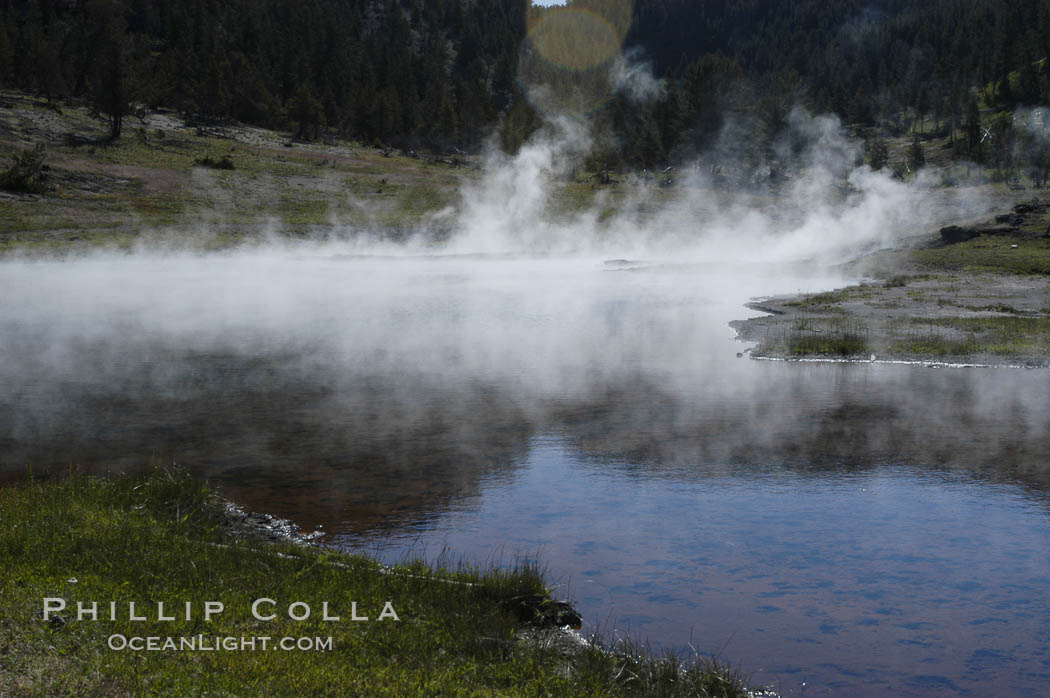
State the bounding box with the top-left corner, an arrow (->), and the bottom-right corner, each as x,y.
757,317 -> 869,357
0,467 -> 747,697
787,332 -> 868,356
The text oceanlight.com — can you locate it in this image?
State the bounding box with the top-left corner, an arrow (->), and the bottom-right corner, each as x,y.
107,635 -> 334,652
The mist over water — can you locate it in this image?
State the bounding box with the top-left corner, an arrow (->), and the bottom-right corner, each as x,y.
3,83 -> 1049,695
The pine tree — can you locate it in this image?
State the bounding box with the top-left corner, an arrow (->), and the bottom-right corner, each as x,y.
499,97 -> 540,155
0,10 -> 14,87
964,97 -> 982,163
868,135 -> 889,171
87,0 -> 131,140
915,87 -> 929,133
290,83 -> 324,140
908,133 -> 925,171
1018,47 -> 1040,105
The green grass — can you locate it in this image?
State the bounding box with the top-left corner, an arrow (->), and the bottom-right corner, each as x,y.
784,284 -> 878,309
0,95 -> 481,249
881,275 -> 911,288
887,336 -> 983,357
785,289 -> 849,307
953,302 -> 1025,314
756,317 -> 869,357
787,332 -> 868,356
0,468 -> 746,697
900,316 -> 1050,356
912,236 -> 1050,275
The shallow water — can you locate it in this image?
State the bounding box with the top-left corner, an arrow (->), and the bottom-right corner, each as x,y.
3,252 -> 1050,696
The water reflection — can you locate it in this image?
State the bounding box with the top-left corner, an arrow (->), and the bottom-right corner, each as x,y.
551,365 -> 1050,482
432,447 -> 1050,697
2,253 -> 1050,695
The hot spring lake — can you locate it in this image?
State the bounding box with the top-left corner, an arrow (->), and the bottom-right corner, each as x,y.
3,252 -> 1050,696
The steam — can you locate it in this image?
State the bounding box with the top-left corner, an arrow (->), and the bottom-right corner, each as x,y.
1013,106 -> 1050,140
610,48 -> 665,103
452,117 -> 591,254
0,48 -> 1022,487
445,91 -> 989,263
3,45 -> 1049,698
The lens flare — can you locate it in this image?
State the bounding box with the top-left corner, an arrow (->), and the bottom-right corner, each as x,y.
529,8 -> 621,72
518,1 -> 634,117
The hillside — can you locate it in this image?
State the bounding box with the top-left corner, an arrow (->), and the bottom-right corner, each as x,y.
2,0 -> 1049,171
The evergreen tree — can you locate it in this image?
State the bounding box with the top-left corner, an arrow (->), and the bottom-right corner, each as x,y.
907,133 -> 925,171
87,0 -> 131,140
499,97 -> 540,155
2,0 -> 1049,159
0,16 -> 11,86
1018,48 -> 1040,105
915,87 -> 929,133
868,135 -> 889,171
36,37 -> 66,99
290,83 -> 324,140
964,97 -> 983,163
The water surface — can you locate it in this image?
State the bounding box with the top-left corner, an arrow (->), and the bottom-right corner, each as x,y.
3,252 -> 1049,696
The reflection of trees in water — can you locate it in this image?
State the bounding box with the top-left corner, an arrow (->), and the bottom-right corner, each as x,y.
0,347 -> 537,532
547,368 -> 1050,488
216,375 -> 539,531
4,345 -> 1050,531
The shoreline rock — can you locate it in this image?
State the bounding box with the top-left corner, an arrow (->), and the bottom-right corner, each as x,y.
221,500 -> 324,544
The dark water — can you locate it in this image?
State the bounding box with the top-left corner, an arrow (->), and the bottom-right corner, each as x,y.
3,253 -> 1050,696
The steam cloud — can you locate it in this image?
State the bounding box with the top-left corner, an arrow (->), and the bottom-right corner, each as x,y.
447,72 -> 992,263
610,48 -> 666,103
0,48 -> 1036,486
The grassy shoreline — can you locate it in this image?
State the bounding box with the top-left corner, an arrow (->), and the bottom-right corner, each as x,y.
0,468 -> 746,696
0,91 -> 669,254
732,202 -> 1050,365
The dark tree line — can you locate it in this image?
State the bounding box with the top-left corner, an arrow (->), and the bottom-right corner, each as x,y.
624,0 -> 1050,122
1,0 -> 1049,167
0,0 -> 525,149
577,0 -> 1050,171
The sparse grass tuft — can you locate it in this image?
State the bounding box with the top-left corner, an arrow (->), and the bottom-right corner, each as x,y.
785,288 -> 850,307
573,632 -> 749,697
1,143 -> 50,194
888,336 -> 983,356
785,284 -> 879,309
900,316 -> 1050,356
883,275 -> 911,288
194,154 -> 236,170
757,316 -> 869,357
788,331 -> 868,356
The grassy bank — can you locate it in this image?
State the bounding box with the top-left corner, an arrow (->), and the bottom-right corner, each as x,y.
0,92 -> 658,253
911,234 -> 1050,276
0,92 -> 469,250
734,201 -> 1050,364
0,469 -> 745,696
